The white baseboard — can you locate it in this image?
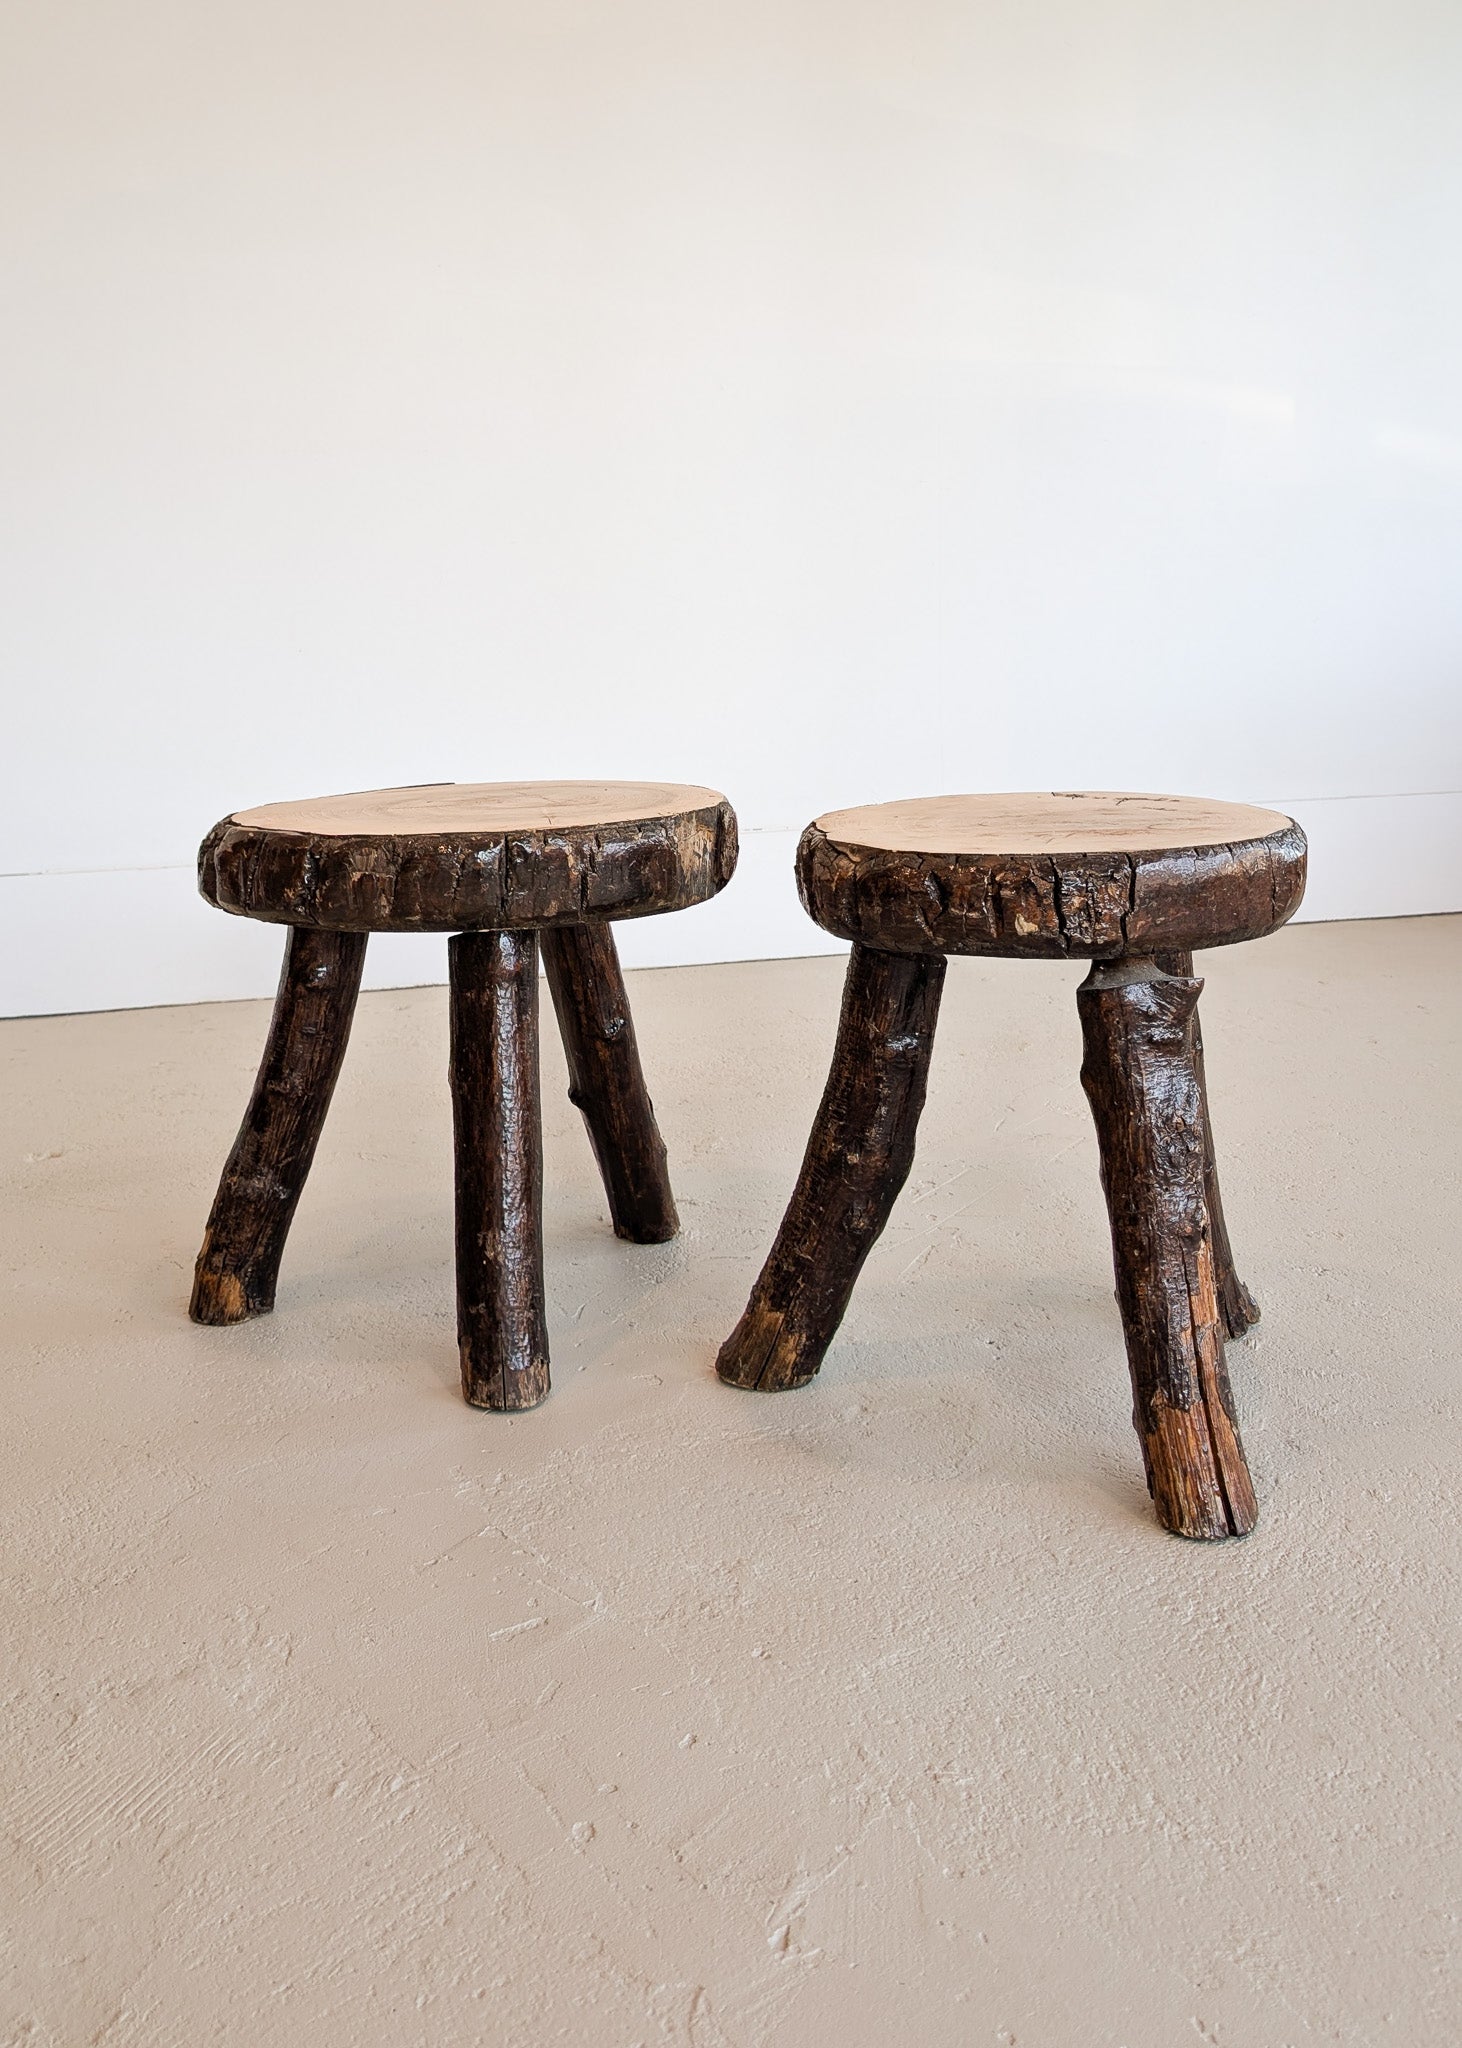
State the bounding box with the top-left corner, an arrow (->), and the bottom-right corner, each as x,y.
1275,790 -> 1462,923
2,794 -> 1457,1018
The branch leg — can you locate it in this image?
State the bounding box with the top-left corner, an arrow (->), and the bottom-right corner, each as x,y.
190,928 -> 367,1324
541,923 -> 677,1243
1079,960 -> 1257,1539
450,930 -> 549,1411
718,944 -> 945,1392
1156,949 -> 1260,1339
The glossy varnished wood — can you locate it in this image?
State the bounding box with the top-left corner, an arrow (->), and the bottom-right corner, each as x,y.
199,780 -> 737,934
716,944 -> 945,1392
190,928 -> 367,1324
1078,960 -> 1257,1539
450,930 -> 549,1411
542,923 -> 678,1244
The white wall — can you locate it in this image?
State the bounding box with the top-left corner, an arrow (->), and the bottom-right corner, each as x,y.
3,0 -> 1460,1016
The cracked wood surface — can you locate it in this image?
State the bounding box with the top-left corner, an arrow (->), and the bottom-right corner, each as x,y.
199,781 -> 737,932
1079,961 -> 1258,1539
799,791 -> 1305,958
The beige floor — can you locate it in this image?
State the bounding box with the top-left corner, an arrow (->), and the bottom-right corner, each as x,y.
2,915 -> 1459,2047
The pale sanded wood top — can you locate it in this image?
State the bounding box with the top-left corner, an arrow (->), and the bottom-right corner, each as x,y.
233,780 -> 728,839
813,791 -> 1294,858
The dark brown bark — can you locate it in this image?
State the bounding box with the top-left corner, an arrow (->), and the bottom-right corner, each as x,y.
541,923 -> 678,1244
717,944 -> 946,1393
199,799 -> 737,933
450,930 -> 549,1411
1155,948 -> 1260,1340
798,820 -> 1307,960
190,927 -> 367,1324
1078,960 -> 1258,1540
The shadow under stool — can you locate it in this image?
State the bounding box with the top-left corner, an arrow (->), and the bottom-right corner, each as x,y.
190,779 -> 737,1410
717,791 -> 1307,1541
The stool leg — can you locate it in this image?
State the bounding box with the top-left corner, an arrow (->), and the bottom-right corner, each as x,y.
190,928 -> 367,1325
717,944 -> 945,1393
450,930 -> 549,1411
1078,960 -> 1258,1539
541,924 -> 678,1244
1155,948 -> 1260,1339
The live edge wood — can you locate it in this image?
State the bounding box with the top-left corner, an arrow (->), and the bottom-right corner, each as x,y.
190,928 -> 367,1324
542,924 -> 678,1243
450,931 -> 549,1411
198,793 -> 737,934
1078,960 -> 1258,1540
798,816 -> 1306,960
717,944 -> 946,1392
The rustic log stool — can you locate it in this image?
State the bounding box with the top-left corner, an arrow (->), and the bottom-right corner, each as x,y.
717,792 -> 1307,1540
190,780 -> 736,1409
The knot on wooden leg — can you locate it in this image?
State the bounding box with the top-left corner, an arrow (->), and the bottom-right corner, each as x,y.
1218,1275 -> 1261,1342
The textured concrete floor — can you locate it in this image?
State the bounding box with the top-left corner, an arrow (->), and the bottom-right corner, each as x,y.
2,915 -> 1459,2046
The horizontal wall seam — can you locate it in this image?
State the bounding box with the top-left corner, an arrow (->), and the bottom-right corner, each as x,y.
0,822 -> 812,883
4,791 -> 1460,884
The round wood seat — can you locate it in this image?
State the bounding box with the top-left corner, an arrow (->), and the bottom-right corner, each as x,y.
798,790 -> 1306,958
200,780 -> 737,933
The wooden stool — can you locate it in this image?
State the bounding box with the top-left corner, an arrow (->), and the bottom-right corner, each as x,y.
717,792 -> 1307,1540
191,780 -> 736,1410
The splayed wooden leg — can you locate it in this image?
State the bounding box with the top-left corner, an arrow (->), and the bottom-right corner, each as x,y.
542,923 -> 677,1244
1079,959 -> 1257,1540
191,927 -> 367,1324
718,943 -> 945,1392
1155,948 -> 1259,1339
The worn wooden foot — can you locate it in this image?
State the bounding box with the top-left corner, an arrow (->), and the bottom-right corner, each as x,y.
450,930 -> 549,1411
1079,960 -> 1258,1540
541,923 -> 678,1244
190,928 -> 368,1325
717,944 -> 946,1393
1156,949 -> 1260,1339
